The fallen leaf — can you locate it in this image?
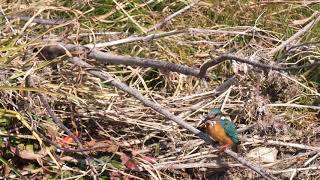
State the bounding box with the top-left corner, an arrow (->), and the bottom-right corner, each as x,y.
124,159 -> 139,170
3,164 -> 10,177
83,140 -> 118,153
118,152 -> 140,171
10,146 -> 45,160
141,155 -> 157,164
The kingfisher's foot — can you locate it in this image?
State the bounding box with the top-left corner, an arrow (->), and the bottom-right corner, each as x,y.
219,145 -> 230,155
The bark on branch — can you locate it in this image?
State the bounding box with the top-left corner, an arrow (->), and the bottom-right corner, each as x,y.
39,44 -> 320,81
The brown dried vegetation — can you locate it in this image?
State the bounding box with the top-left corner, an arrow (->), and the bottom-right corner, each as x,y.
0,1 -> 319,179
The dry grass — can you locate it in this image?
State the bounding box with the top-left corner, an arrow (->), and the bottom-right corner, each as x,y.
0,0 -> 320,179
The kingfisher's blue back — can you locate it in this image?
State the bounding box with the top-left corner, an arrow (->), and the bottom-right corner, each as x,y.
215,117 -> 239,144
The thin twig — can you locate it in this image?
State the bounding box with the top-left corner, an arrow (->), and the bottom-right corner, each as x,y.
220,85 -> 232,112
69,57 -> 276,180
1,15 -> 66,25
89,49 -> 203,77
284,41 -> 320,54
272,165 -> 320,174
0,6 -> 15,32
147,0 -> 200,32
67,32 -> 122,39
268,12 -> 320,56
198,54 -> 320,77
112,0 -> 146,33
153,162 -> 240,170
85,27 -> 278,48
304,152 -> 320,166
243,137 -> 320,151
84,29 -> 185,48
266,103 -> 320,110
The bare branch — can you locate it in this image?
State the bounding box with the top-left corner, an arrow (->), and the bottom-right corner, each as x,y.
243,137 -> 320,151
41,44 -> 319,83
198,54 -> 320,77
84,30 -> 185,48
153,162 -> 240,170
42,44 -> 204,78
0,14 -> 66,25
68,57 -> 277,180
284,41 -> 320,54
88,49 -> 202,77
85,27 -> 279,48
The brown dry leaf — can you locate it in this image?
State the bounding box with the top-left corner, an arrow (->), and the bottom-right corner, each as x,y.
83,139 -> 118,152
10,146 -> 46,160
141,155 -> 157,164
118,152 -> 140,171
124,159 -> 140,171
131,149 -> 157,164
3,164 -> 11,177
46,125 -> 59,141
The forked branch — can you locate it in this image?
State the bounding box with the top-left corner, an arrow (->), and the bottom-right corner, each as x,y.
40,44 -> 320,81
198,54 -> 320,77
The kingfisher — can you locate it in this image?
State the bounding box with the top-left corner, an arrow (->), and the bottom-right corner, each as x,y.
198,108 -> 239,153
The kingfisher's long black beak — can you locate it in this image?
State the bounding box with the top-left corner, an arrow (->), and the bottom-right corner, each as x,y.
205,114 -> 216,121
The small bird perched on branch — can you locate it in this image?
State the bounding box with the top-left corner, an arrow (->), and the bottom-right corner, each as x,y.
198,108 -> 239,154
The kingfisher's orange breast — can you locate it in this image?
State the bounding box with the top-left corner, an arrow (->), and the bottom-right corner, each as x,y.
207,122 -> 234,146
